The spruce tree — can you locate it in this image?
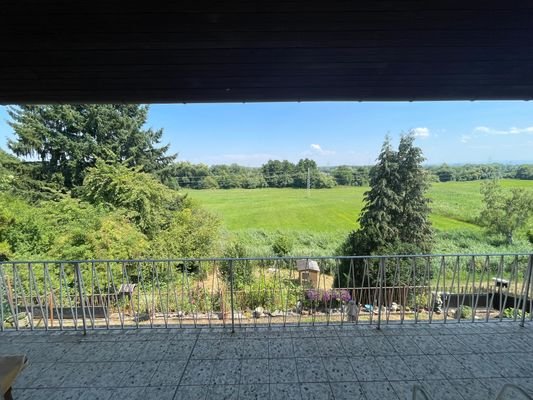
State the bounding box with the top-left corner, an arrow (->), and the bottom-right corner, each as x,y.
337,134 -> 433,288
7,105 -> 175,188
357,136 -> 401,250
396,132 -> 433,252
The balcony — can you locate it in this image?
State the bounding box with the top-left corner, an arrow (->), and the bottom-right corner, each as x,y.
1,254 -> 532,399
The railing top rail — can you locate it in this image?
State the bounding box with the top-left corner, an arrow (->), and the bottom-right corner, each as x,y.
1,252 -> 531,265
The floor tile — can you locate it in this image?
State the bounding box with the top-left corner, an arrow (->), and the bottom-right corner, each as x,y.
299,383 -> 334,400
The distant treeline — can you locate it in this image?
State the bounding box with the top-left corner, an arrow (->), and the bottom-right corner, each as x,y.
426,163 -> 533,182
174,159 -> 339,189
173,161 -> 533,189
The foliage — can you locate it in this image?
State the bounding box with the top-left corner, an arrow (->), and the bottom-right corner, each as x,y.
7,105 -> 175,188
0,149 -> 64,202
0,175 -> 219,260
502,307 -> 530,319
150,208 -> 220,259
458,306 -> 472,319
173,158 -> 335,189
272,234 -> 294,257
219,241 -> 253,290
82,160 -> 187,237
0,193 -> 150,260
338,133 -> 433,288
479,180 -> 533,244
235,276 -> 300,312
167,159 -> 533,190
396,134 -> 433,251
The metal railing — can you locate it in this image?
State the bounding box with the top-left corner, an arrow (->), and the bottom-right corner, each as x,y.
1,253 -> 532,332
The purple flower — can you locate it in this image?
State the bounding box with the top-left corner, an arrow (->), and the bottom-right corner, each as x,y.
306,289 -> 320,301
339,290 -> 351,302
322,291 -> 332,302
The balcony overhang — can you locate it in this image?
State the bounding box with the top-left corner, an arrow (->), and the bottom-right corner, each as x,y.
2,1 -> 533,104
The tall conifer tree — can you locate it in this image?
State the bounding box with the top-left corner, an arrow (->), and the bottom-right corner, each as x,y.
7,105 -> 175,188
338,133 -> 433,287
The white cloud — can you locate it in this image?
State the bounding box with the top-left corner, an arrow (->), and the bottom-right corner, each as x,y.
309,143 -> 335,155
473,126 -> 533,135
460,135 -> 471,143
411,127 -> 430,138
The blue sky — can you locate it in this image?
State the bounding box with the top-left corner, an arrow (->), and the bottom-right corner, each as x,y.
1,101 -> 532,166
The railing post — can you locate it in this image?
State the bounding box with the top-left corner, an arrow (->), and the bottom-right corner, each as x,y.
75,263 -> 88,335
377,258 -> 385,330
520,255 -> 533,327
229,259 -> 235,334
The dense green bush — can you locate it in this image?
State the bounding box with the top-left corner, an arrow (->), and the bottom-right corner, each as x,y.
219,241 -> 253,290
272,234 -> 294,257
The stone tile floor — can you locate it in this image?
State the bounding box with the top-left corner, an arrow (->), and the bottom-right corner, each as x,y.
1,322 -> 533,399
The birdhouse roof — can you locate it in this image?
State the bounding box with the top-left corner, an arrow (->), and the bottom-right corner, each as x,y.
296,260 -> 320,272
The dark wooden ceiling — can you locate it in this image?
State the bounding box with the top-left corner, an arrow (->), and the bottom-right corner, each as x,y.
2,1 -> 533,104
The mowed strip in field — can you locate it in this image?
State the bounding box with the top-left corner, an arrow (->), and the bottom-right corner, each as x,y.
186,180 -> 533,233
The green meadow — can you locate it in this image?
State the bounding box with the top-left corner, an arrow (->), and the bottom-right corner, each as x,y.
186,180 -> 533,256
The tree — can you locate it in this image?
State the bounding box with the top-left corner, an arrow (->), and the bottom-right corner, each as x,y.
357,136 -> 402,250
7,105 -> 175,188
434,164 -> 455,182
82,160 -> 186,238
516,165 -> 533,180
261,160 -> 295,188
338,134 -> 433,288
333,166 -> 355,186
479,180 -> 533,244
396,133 -> 433,252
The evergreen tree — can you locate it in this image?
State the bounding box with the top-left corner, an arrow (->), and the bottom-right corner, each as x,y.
337,134 -> 433,288
396,133 -> 433,252
357,136 -> 401,250
7,105 -> 175,188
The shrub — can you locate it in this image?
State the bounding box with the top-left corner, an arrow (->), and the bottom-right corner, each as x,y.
272,234 -> 294,257
235,277 -> 299,312
219,241 -> 253,290
459,305 -> 472,319
502,307 -> 530,319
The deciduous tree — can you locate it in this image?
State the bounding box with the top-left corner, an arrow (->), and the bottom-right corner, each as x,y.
479,180 -> 533,244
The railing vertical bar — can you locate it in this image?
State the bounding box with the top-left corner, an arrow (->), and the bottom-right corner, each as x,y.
109,262 -> 123,329
412,257 -> 418,324
492,256 -> 505,322
165,261 -> 171,328
442,256 -> 449,324
0,264 -> 6,332
75,262 -> 87,335
396,258 -> 404,325
42,263 -> 49,330
28,263 -> 34,330
168,262 -> 181,329
91,261 -> 96,329
458,257 -> 470,324
377,258 -> 384,330
14,268 -> 31,328
229,260 -> 235,333
471,256 -> 476,323
11,264 -> 19,330
520,254 -> 533,328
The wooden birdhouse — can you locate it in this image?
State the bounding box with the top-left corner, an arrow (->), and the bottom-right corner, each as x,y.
296,259 -> 320,288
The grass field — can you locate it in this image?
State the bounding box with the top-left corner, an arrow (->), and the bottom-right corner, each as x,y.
187,179 -> 533,233
185,180 -> 533,256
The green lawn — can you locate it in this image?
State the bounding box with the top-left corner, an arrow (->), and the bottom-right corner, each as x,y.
186,180 -> 533,233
